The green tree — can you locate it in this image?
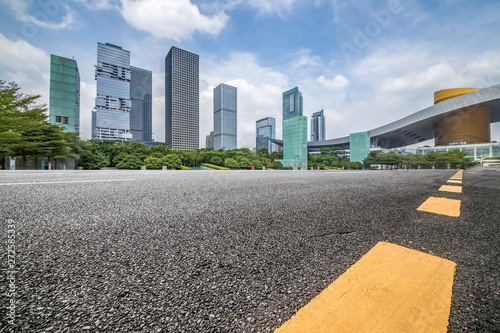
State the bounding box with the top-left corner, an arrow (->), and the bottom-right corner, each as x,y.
80,150 -> 109,169
161,154 -> 182,169
145,156 -> 162,169
116,154 -> 144,169
210,156 -> 224,166
224,158 -> 238,169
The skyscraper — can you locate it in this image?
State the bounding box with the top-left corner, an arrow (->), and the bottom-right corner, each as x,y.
277,87 -> 308,170
205,131 -> 214,149
256,117 -> 276,153
214,83 -> 237,151
165,46 -> 199,150
310,109 -> 326,141
130,66 -> 152,142
49,54 -> 80,133
92,43 -> 131,140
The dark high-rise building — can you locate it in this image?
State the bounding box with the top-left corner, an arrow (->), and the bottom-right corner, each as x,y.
311,109 -> 326,141
214,83 -> 237,151
165,46 -> 199,150
130,66 -> 152,142
205,131 -> 214,149
92,42 -> 131,140
256,117 -> 276,153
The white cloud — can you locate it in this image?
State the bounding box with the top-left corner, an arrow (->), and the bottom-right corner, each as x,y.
119,0 -> 229,41
1,0 -> 77,30
200,52 -> 289,148
317,74 -> 350,89
224,0 -> 304,15
0,34 -> 49,72
74,0 -> 114,11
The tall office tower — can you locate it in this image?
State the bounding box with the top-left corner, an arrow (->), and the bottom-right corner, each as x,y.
310,109 -> 326,141
213,83 -> 237,151
277,87 -> 308,170
165,46 -> 199,150
205,131 -> 214,149
49,55 -> 80,133
256,117 -> 276,153
92,43 -> 131,140
130,66 -> 152,142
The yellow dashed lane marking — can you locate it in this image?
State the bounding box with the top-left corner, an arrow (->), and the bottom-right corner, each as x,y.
417,197 -> 461,217
439,185 -> 462,193
447,180 -> 462,184
275,242 -> 456,333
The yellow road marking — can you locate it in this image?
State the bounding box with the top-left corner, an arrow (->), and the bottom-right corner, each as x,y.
439,185 -> 462,193
274,242 -> 456,333
450,177 -> 462,180
417,197 -> 461,217
447,180 -> 462,184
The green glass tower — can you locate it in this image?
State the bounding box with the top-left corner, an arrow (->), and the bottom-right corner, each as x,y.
349,131 -> 370,163
49,54 -> 80,133
277,87 -> 308,170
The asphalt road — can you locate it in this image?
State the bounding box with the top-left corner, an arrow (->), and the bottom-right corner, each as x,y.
0,168 -> 499,332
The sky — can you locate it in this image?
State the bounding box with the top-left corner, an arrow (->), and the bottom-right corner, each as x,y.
1,0 -> 500,149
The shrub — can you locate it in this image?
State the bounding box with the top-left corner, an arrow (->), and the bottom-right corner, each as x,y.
268,161 -> 283,170
201,163 -> 229,170
180,165 -> 191,170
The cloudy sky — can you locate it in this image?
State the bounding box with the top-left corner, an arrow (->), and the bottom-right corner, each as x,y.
1,0 -> 499,148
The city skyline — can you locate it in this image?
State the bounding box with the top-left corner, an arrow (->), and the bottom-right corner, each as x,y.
1,1 -> 500,148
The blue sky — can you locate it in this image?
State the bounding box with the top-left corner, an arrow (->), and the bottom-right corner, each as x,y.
1,0 -> 499,148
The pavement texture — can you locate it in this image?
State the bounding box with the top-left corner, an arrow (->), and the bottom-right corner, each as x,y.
0,168 -> 499,332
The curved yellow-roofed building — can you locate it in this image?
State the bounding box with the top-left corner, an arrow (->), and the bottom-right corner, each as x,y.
434,88 -> 491,146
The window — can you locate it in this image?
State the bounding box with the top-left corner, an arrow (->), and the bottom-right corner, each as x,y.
55,115 -> 62,123
63,116 -> 69,125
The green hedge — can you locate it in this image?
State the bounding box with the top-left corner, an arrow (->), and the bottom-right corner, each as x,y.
201,163 -> 230,170
181,165 -> 191,170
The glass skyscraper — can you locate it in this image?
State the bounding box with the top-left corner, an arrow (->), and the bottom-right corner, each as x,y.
277,87 -> 308,170
165,46 -> 199,150
256,117 -> 276,153
349,131 -> 371,163
310,109 -> 326,141
130,66 -> 152,142
92,43 -> 132,141
49,55 -> 80,133
213,83 -> 237,151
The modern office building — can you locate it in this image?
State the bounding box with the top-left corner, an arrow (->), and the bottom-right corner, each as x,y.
165,46 -> 199,150
92,42 -> 132,140
277,87 -> 308,170
349,131 -> 371,163
213,83 -> 237,151
205,131 -> 214,149
256,117 -> 276,153
130,66 -> 152,142
310,109 -> 325,141
49,54 -> 80,133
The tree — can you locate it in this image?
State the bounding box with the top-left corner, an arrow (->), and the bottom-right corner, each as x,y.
161,154 -> 182,169
80,150 -> 109,169
145,156 -> 162,169
210,156 -> 224,166
224,158 -> 238,169
116,154 -> 144,169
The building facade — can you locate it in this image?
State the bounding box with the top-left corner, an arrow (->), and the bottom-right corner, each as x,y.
165,46 -> 199,150
310,109 -> 325,141
349,131 -> 371,163
213,83 -> 237,151
130,66 -> 152,142
92,43 -> 131,141
205,131 -> 214,149
277,87 -> 308,170
49,55 -> 80,133
256,117 -> 276,153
